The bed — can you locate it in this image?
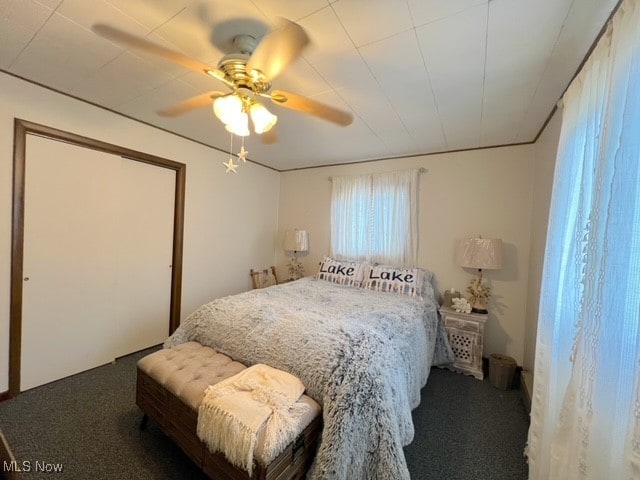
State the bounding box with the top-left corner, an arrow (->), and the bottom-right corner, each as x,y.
165,268 -> 453,479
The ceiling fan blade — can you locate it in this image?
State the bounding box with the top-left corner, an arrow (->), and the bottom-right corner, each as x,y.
260,126 -> 278,144
91,24 -> 229,84
157,91 -> 226,117
270,90 -> 353,126
246,18 -> 309,82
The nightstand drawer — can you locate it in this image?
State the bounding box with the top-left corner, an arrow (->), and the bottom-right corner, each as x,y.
444,317 -> 480,333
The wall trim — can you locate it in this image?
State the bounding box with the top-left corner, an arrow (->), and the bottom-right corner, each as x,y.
279,141 -> 534,172
9,119 -> 186,398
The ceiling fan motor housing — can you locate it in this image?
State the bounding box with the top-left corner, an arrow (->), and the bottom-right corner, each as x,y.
216,35 -> 271,94
233,34 -> 258,55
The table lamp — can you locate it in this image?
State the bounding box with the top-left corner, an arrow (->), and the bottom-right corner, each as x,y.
284,229 -> 309,280
456,237 -> 502,313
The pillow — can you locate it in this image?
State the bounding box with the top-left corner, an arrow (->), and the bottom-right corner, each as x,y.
316,256 -> 368,287
363,265 -> 424,297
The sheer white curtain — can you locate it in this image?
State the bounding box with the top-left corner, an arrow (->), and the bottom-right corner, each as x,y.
527,1 -> 640,478
330,169 -> 419,266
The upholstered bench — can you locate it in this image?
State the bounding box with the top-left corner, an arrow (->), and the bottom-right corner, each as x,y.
136,342 -> 322,480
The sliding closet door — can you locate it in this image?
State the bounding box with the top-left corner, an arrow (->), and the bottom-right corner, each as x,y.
21,135 -> 174,391
114,159 -> 174,357
22,136 -> 119,390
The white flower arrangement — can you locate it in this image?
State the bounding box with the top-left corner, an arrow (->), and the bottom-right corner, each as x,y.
452,297 -> 472,314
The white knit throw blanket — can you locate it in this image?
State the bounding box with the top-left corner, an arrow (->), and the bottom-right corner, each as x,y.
197,364 -> 310,475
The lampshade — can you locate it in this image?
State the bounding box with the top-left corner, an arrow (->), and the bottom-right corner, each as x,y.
284,229 -> 309,252
456,237 -> 503,270
212,94 -> 249,137
224,112 -> 250,137
249,102 -> 278,134
213,94 -> 243,125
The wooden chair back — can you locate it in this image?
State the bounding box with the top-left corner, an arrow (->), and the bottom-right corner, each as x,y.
250,266 -> 278,289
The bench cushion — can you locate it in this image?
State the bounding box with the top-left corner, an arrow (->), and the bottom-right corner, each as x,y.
137,342 -> 246,410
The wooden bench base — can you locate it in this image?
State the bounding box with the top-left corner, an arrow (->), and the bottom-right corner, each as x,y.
136,368 -> 321,480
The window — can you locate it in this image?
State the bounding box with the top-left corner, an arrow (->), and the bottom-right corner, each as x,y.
330,169 -> 419,266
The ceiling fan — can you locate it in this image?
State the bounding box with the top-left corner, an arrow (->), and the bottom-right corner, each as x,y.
91,19 -> 353,144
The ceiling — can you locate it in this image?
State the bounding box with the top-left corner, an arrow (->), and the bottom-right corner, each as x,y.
1,0 -> 619,171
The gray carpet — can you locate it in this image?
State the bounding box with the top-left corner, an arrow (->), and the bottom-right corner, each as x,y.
0,346 -> 528,479
404,367 -> 529,479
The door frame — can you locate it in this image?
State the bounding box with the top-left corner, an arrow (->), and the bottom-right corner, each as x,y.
8,119 -> 186,398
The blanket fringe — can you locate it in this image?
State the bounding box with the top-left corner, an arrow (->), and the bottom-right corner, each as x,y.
197,402 -> 257,474
197,364 -> 313,473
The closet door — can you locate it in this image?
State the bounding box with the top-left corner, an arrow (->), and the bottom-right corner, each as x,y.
21,135 -> 174,391
114,159 -> 174,357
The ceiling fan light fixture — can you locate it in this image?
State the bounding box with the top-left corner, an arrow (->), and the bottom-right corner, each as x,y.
224,111 -> 250,137
249,102 -> 278,134
213,94 -> 244,126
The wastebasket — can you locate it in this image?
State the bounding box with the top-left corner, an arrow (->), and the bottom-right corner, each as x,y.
488,353 -> 517,390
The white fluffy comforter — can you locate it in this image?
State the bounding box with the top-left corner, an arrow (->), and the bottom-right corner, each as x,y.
165,277 -> 453,479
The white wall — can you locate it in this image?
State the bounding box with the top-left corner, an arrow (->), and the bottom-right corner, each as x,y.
523,109 -> 563,372
276,145 -> 536,364
0,72 -> 280,392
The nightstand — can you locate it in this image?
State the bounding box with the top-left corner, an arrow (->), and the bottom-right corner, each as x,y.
439,306 -> 487,380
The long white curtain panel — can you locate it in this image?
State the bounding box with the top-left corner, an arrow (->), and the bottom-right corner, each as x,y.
527,1 -> 640,478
